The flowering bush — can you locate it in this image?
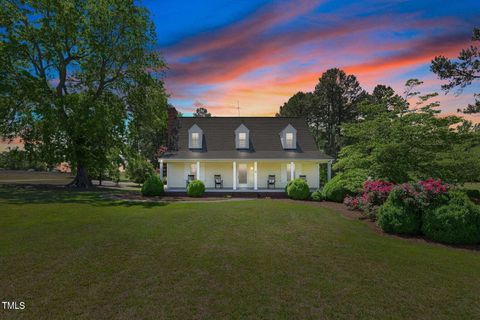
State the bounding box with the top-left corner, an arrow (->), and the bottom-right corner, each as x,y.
419,178 -> 448,194
343,178 -> 449,221
344,195 -> 361,210
391,180 -> 449,211
343,179 -> 394,218
377,179 -> 450,235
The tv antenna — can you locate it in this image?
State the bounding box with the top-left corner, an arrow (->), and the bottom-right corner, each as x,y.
237,101 -> 240,117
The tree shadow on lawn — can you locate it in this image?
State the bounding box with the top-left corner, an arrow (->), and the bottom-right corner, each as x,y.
0,185 -> 168,209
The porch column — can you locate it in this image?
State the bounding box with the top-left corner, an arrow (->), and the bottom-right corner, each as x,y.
159,160 -> 164,180
254,161 -> 258,190
196,161 -> 200,180
233,161 -> 237,190
327,160 -> 332,181
290,161 -> 295,180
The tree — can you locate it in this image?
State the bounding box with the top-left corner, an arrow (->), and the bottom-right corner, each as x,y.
276,92 -> 312,117
276,69 -> 366,156
335,80 -> 480,183
193,102 -> 211,117
193,107 -> 211,117
0,0 -> 167,187
311,68 -> 366,158
127,80 -> 169,163
431,27 -> 480,114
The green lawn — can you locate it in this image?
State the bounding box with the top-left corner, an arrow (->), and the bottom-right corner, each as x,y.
0,170 -> 73,185
1,187 -> 479,319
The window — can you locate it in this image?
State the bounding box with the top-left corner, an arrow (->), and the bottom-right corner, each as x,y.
238,132 -> 247,148
281,124 -> 296,149
235,124 -> 249,149
191,132 -> 199,148
286,132 -> 294,148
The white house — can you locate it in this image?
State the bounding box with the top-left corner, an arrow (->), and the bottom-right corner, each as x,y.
159,108 -> 332,192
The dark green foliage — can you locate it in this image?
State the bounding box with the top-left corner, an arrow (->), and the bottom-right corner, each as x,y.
126,156 -> 155,184
336,79 -> 480,184
0,148 -> 47,171
311,190 -> 324,201
422,193 -> 480,245
376,184 -> 429,235
141,175 -> 164,197
0,0 -> 167,187
431,27 -> 480,114
276,69 -> 366,155
286,178 -> 310,200
193,105 -> 211,117
322,169 -> 367,202
461,189 -> 480,202
187,180 -> 205,197
377,202 -> 422,235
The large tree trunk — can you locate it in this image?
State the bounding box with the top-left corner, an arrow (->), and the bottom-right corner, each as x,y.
68,164 -> 93,188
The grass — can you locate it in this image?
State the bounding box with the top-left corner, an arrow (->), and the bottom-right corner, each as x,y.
0,170 -> 73,185
463,182 -> 480,191
1,187 -> 480,319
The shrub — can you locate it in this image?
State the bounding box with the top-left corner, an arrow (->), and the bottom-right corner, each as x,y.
284,180 -> 294,194
344,195 -> 361,210
460,189 -> 480,202
358,180 -> 395,218
322,169 -> 368,202
311,189 -> 323,201
141,175 -> 164,197
126,156 -> 155,183
422,193 -> 480,245
377,201 -> 422,234
286,178 -> 310,200
376,180 -> 450,235
187,180 -> 205,197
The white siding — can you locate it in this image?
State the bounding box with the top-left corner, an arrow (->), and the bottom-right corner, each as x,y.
166,160 -> 320,189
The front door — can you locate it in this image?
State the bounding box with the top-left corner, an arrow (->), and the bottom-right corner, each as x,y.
238,163 -> 248,187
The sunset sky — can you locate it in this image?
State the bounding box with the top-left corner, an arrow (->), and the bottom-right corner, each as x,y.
144,0 -> 480,119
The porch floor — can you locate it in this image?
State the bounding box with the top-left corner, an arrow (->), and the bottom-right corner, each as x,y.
166,187 -> 289,193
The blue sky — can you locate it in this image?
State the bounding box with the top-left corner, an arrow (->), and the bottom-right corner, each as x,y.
142,0 -> 480,120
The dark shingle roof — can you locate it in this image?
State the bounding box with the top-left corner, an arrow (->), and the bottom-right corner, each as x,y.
161,117 -> 332,160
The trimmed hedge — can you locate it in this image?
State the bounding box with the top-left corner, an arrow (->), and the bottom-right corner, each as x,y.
141,175 -> 164,197
422,192 -> 480,244
187,180 -> 205,197
322,169 -> 368,202
311,189 -> 323,201
286,178 -> 310,200
462,189 -> 480,202
377,201 -> 421,234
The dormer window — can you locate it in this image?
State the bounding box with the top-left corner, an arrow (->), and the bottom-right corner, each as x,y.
280,124 -> 297,149
235,124 -> 249,149
191,132 -> 199,147
286,133 -> 294,148
238,133 -> 247,148
188,124 -> 203,149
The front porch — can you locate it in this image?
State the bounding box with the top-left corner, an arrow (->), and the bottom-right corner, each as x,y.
159,159 -> 332,191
